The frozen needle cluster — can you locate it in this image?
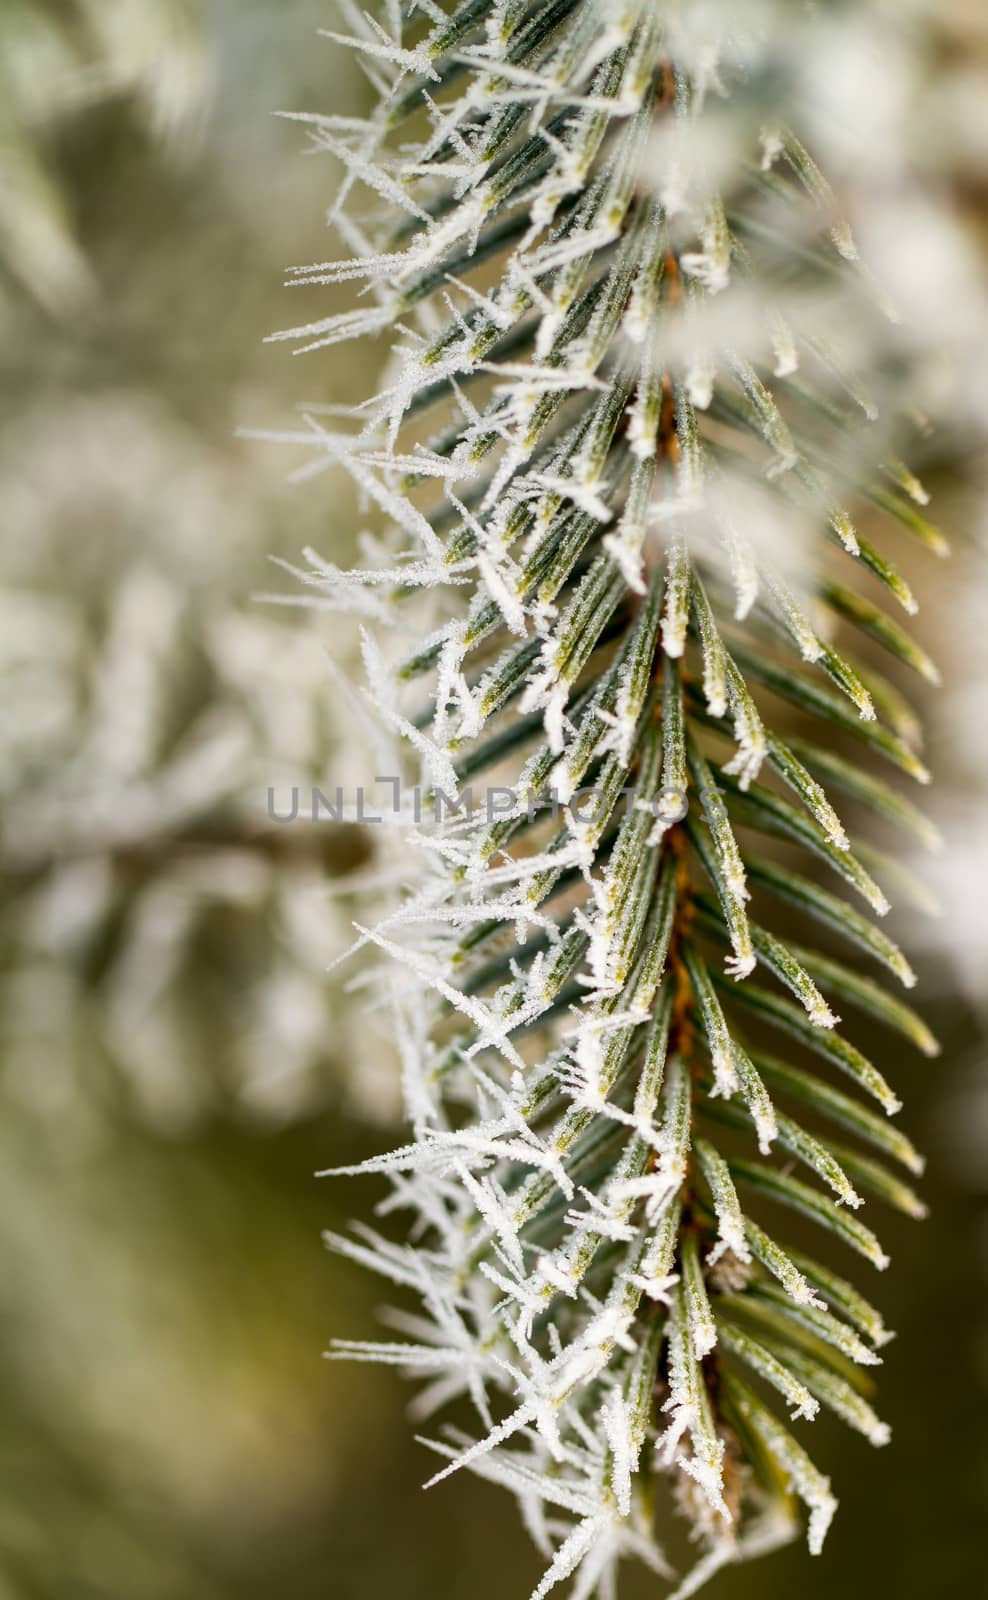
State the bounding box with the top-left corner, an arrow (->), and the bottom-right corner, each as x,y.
286,2 -> 945,1592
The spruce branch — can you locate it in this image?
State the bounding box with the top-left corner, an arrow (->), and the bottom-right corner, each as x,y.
287,3 -> 945,1593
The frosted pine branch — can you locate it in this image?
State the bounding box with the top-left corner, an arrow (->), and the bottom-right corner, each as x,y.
279,2 -> 947,1594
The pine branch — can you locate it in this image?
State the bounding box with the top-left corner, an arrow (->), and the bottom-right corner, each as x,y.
294,3 -> 943,1593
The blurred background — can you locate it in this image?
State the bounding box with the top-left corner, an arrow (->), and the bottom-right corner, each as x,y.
0,3 -> 984,1597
